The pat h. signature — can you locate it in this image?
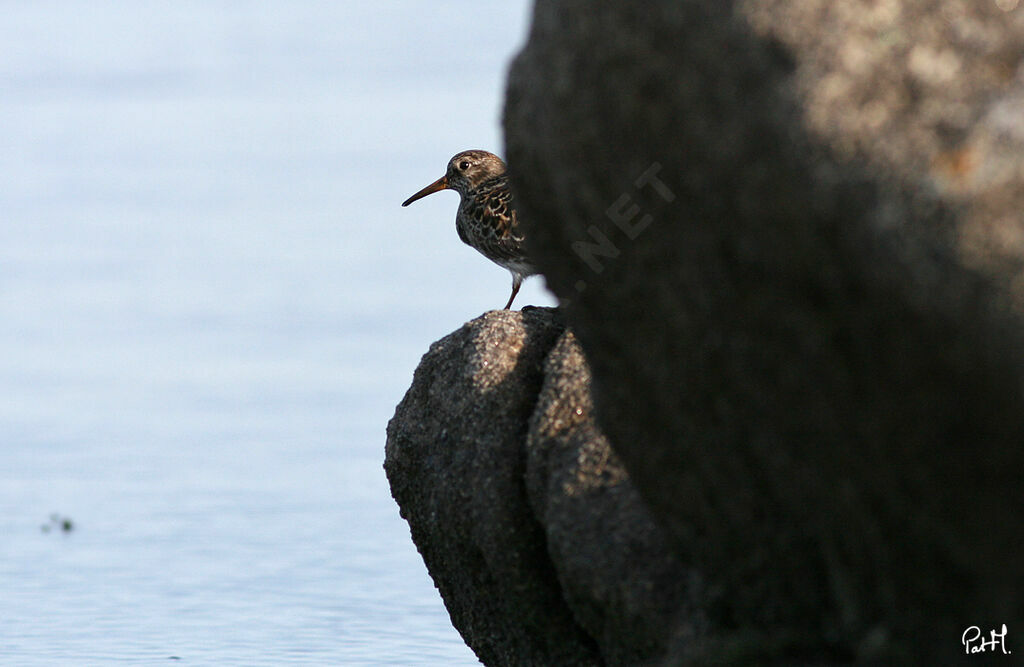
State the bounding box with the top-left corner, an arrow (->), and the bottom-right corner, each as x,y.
962,624 -> 1011,655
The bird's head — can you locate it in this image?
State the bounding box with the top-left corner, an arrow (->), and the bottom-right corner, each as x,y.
402,150 -> 506,206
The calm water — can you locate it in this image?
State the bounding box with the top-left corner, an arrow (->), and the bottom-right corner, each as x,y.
0,2 -> 553,664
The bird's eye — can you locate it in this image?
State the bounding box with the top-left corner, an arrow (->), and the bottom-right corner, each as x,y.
458,160 -> 470,171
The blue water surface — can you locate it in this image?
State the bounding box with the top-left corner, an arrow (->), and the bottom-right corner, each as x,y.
0,2 -> 552,664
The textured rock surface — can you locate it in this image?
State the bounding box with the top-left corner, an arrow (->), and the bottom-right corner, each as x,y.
385,309 -> 697,666
525,330 -> 705,664
504,0 -> 1024,662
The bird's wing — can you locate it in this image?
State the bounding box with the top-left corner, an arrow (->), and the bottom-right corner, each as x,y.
466,178 -> 528,264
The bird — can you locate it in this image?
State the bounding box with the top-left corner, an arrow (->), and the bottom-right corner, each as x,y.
402,150 -> 536,310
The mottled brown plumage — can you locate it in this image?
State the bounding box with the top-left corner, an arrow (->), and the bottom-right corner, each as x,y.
402,150 -> 536,310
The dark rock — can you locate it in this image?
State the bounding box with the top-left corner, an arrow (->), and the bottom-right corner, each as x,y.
385,308 -> 590,666
504,0 -> 1024,662
525,330 -> 707,664
386,309 -> 699,665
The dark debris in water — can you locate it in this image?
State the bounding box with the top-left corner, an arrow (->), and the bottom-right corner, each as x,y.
41,513 -> 74,533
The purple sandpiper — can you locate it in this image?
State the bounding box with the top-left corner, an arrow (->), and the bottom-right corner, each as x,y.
402,150 -> 535,310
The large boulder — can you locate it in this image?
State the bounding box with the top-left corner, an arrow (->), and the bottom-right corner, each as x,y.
385,309 -> 699,665
504,0 -> 1024,662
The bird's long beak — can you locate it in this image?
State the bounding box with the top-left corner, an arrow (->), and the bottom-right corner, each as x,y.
402,176 -> 449,207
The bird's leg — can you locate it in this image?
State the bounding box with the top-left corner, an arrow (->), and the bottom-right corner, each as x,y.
503,273 -> 523,310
